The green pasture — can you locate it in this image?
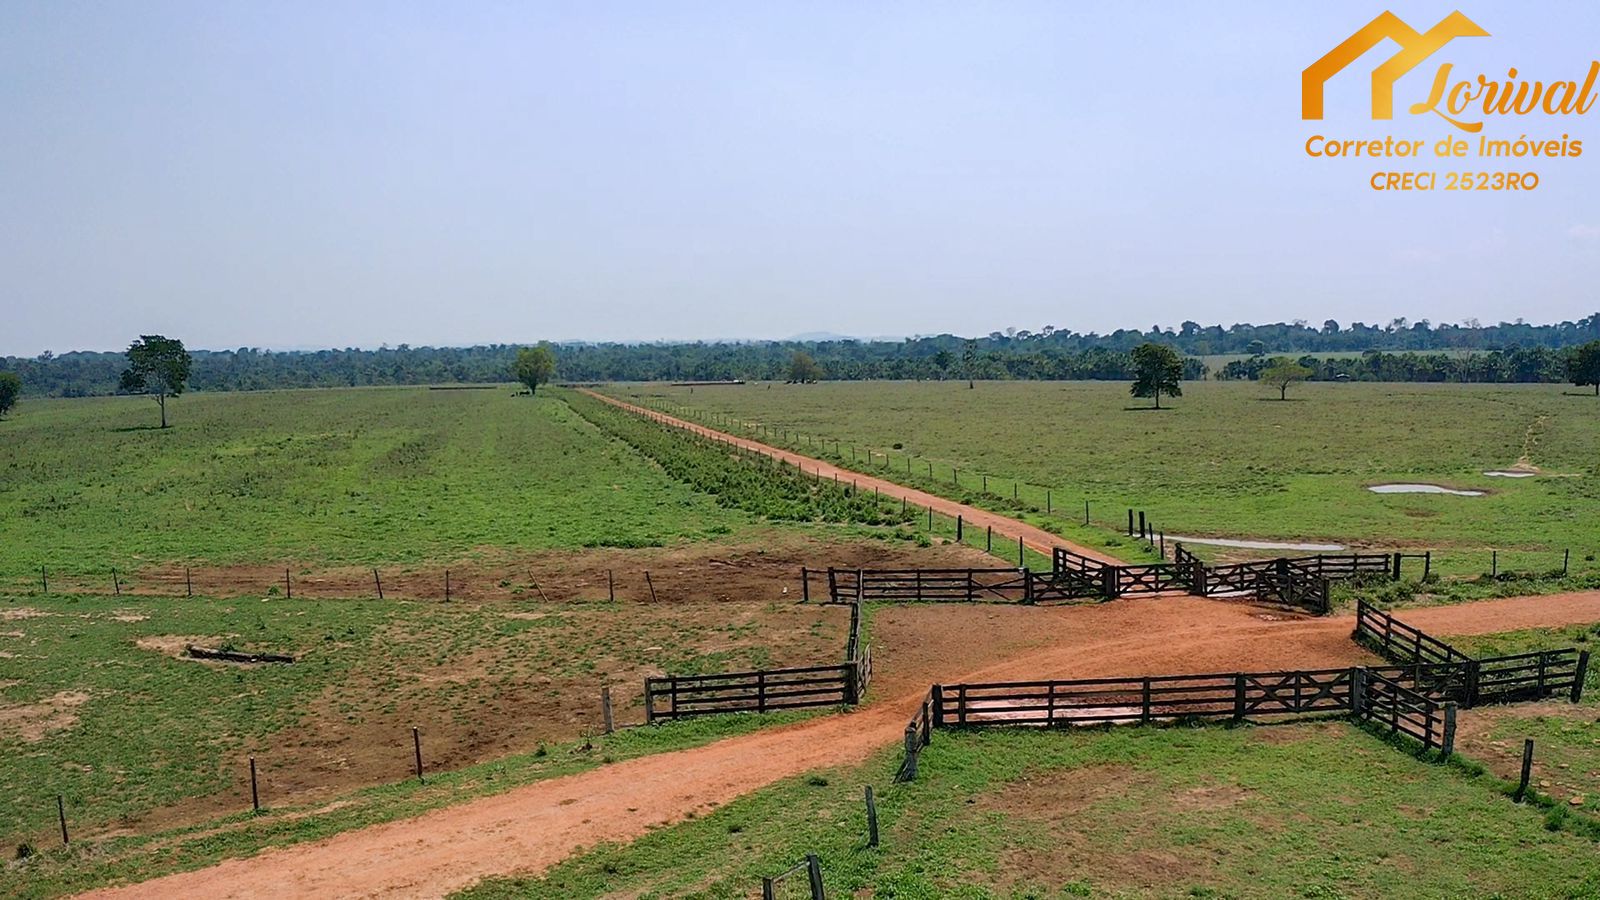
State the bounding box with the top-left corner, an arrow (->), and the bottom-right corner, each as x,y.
0,387 -> 755,575
610,381 -> 1600,578
460,722 -> 1600,899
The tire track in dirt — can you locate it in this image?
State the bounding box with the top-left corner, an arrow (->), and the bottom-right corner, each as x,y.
577,388 -> 1126,565
84,590 -> 1600,899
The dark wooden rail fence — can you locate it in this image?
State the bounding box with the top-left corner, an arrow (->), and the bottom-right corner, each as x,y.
1354,599 -> 1473,666
644,663 -> 856,722
897,690 -> 935,782
1475,648 -> 1586,704
1354,600 -> 1588,706
1354,669 -> 1453,752
928,668 -> 1359,729
826,567 -> 1031,604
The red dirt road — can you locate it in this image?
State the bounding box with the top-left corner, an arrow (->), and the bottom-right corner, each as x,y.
85,589 -> 1600,899
579,389 -> 1126,565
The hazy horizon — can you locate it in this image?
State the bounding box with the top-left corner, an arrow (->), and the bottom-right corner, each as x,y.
5,2 -> 1600,356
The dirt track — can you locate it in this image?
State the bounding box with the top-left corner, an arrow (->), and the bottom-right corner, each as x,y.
85,589 -> 1600,899
579,389 -> 1126,565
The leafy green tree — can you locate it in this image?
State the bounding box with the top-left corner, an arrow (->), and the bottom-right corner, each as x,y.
513,344 -> 557,395
119,335 -> 193,428
1130,342 -> 1184,409
1246,339 -> 1266,357
1260,358 -> 1314,400
788,351 -> 823,383
0,371 -> 20,418
1568,340 -> 1600,395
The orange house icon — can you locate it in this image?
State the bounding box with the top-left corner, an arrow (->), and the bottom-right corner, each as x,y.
1302,10 -> 1488,120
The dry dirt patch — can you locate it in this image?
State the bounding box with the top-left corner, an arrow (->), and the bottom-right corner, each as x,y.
1,607 -> 52,621
1,689 -> 91,743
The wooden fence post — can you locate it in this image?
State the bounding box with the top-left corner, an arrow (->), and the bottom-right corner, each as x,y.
57,794 -> 68,844
40,566 -> 48,594
1138,511 -> 1146,539
112,567 -> 120,597
801,567 -> 810,603
864,786 -> 879,848
1141,678 -> 1151,725
602,686 -> 615,734
1017,537 -> 1024,567
1423,551 -> 1431,581
1441,702 -> 1457,757
986,526 -> 992,553
1515,739 -> 1534,802
762,877 -> 776,900
607,569 -> 615,601
185,567 -> 193,597
413,726 -> 424,782
1492,550 -> 1498,577
1573,651 -> 1591,702
373,568 -> 384,600
931,684 -> 945,728
1046,489 -> 1051,514
956,515 -> 963,542
1350,667 -> 1366,717
806,854 -> 825,900
1127,509 -> 1133,536
1233,673 -> 1246,723
645,679 -> 657,724
249,756 -> 260,812
645,571 -> 658,602
284,568 -> 292,600
1022,568 -> 1033,604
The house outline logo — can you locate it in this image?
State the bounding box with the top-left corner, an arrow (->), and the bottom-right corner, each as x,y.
1302,10 -> 1489,121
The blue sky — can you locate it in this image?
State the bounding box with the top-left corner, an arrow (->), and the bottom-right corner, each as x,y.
3,1 -> 1597,354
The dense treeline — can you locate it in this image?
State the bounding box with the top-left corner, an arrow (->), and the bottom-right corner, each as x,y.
1215,347 -> 1573,383
3,313 -> 1598,397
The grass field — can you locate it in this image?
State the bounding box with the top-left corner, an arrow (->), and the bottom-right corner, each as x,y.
459,721 -> 1600,899
0,388 -> 756,576
0,576 -> 846,846
609,381 -> 1600,578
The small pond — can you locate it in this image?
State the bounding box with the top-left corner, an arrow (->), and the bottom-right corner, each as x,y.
1367,483 -> 1485,497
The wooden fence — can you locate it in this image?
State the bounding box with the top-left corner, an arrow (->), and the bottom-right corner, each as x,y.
646,589 -> 873,724
1354,600 -> 1589,706
1353,599 -> 1471,666
896,664 -> 1461,779
1354,669 -> 1453,752
925,668 -> 1358,729
645,663 -> 859,722
896,690 -> 935,782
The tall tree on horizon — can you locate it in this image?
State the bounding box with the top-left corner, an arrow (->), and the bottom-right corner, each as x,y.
1130,342 -> 1184,409
513,344 -> 558,395
119,335 -> 193,428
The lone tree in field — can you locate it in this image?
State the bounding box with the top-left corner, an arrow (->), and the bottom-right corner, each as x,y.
1129,342 -> 1183,409
513,344 -> 557,395
1260,358 -> 1313,400
0,371 -> 20,419
119,335 -> 193,428
788,351 -> 823,383
1568,340 -> 1600,395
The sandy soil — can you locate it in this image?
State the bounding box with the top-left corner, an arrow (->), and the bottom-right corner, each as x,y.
81,589 -> 1600,899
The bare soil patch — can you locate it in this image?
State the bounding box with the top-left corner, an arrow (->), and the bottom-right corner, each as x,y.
0,689 -> 91,743
40,529 -> 996,602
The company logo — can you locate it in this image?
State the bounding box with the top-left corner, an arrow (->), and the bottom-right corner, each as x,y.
1303,11 -> 1487,122
1302,10 -> 1596,132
